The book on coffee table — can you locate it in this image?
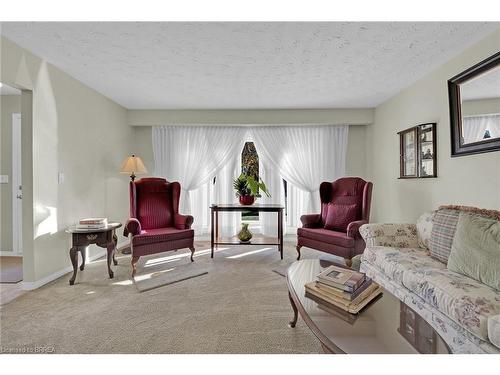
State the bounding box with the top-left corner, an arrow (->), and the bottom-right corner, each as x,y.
305,281 -> 382,314
317,264 -> 366,293
315,277 -> 373,301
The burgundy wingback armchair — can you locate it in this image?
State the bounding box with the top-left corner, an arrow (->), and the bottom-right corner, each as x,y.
123,177 -> 195,276
296,177 -> 373,266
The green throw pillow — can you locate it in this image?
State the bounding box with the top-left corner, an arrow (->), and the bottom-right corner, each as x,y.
447,213 -> 500,291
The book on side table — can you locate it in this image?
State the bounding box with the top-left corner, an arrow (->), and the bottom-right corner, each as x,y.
305,264 -> 382,315
76,217 -> 108,230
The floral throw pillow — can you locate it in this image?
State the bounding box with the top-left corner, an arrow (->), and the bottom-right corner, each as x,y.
416,211 -> 435,249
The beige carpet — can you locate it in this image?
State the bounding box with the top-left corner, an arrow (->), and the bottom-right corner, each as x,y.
134,261 -> 209,293
0,241 -> 343,354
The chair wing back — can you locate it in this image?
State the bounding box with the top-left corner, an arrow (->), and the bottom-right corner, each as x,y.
319,177 -> 373,225
129,177 -> 181,229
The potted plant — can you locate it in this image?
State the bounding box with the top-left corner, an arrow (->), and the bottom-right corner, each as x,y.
233,173 -> 271,205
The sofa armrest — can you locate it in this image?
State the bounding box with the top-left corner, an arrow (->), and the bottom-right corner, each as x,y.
123,218 -> 141,237
347,220 -> 368,239
359,223 -> 418,248
300,213 -> 321,228
175,213 -> 194,230
488,315 -> 500,350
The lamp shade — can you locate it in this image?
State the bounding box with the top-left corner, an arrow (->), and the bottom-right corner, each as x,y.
120,155 -> 148,175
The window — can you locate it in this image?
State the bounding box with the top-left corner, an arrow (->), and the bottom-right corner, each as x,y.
241,142 -> 259,221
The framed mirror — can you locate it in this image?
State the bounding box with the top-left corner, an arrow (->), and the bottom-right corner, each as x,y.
448,51 -> 500,157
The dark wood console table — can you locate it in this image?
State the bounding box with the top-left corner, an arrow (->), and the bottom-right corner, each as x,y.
65,222 -> 122,285
210,204 -> 284,259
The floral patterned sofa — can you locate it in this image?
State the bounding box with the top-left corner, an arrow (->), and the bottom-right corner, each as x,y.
359,208 -> 500,354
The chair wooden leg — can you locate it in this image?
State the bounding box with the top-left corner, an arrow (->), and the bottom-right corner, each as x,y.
345,258 -> 353,268
296,245 -> 302,260
131,256 -> 140,277
189,247 -> 195,262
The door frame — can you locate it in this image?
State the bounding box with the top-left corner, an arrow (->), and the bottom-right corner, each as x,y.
12,112 -> 22,255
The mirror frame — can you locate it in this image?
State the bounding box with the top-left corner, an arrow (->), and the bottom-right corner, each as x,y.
448,51 -> 500,157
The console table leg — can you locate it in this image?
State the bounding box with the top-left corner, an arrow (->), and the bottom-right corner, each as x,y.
69,247 -> 79,285
278,210 -> 284,260
215,210 -> 219,252
288,291 -> 298,328
210,209 -> 215,258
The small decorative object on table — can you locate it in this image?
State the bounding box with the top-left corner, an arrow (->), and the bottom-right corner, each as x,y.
237,223 -> 253,243
233,173 -> 270,205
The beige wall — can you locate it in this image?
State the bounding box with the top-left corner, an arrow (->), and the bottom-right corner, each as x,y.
128,108 -> 374,126
0,95 -> 21,252
131,124 -> 368,181
1,36 -> 133,284
366,29 -> 500,223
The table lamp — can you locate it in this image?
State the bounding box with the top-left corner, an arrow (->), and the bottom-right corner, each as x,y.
120,154 -> 148,181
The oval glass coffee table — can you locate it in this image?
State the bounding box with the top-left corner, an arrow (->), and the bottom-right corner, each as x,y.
287,259 -> 451,354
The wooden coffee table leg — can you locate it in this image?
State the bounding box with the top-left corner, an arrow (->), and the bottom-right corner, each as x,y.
69,246 -> 79,285
106,243 -> 115,279
288,291 -> 298,328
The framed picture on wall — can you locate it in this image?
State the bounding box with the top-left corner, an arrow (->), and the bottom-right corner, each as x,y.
398,123 -> 437,179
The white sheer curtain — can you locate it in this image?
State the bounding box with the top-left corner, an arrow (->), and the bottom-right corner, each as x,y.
286,184 -> 310,231
152,124 -> 349,236
213,154 -> 241,237
152,126 -> 246,215
462,114 -> 500,143
257,146 -> 286,236
252,125 -> 349,214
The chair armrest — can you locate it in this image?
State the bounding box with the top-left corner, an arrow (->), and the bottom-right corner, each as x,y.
175,213 -> 194,230
300,214 -> 321,228
123,218 -> 141,237
359,223 -> 418,248
347,220 -> 368,239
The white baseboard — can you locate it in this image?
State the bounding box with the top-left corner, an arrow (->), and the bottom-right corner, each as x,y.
0,251 -> 22,257
22,241 -> 128,290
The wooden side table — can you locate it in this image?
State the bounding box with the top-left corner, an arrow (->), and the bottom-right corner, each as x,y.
210,204 -> 284,259
65,222 -> 122,285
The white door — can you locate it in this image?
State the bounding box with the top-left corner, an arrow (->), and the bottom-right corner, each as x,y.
12,113 -> 22,254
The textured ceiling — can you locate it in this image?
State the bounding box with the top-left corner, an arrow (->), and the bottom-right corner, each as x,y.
1,22 -> 499,109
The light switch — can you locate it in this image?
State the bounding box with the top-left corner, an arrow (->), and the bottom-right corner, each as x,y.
0,175 -> 9,184
58,172 -> 65,184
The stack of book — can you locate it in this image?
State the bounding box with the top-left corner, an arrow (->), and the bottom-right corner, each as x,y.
305,264 -> 382,315
76,218 -> 108,230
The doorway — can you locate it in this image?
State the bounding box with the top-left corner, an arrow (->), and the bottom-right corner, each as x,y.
0,82 -> 24,302
12,113 -> 23,255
